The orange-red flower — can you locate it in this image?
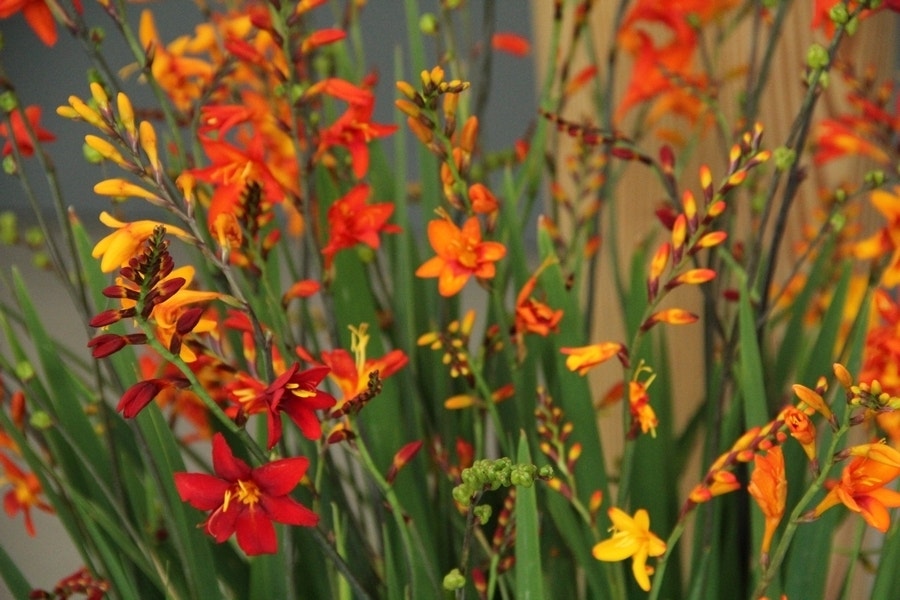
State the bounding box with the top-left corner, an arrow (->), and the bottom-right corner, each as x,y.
316,79 -> 397,179
174,433 -> 318,555
415,216 -> 506,297
811,454 -> 900,532
491,32 -> 530,57
0,0 -> 58,46
0,105 -> 55,157
321,183 -> 400,268
0,451 -> 53,536
747,446 -> 786,560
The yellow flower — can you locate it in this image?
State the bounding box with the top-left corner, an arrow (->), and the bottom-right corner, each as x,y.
91,212 -> 194,273
592,507 -> 666,591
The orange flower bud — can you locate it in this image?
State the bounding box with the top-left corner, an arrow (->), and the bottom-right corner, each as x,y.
785,407 -> 817,462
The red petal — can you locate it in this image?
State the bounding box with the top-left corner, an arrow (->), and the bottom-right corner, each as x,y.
173,473 -> 229,510
234,507 -> 277,555
254,456 -> 309,496
283,404 -> 323,440
211,433 -> 251,481
261,495 -> 318,527
207,504 -> 240,543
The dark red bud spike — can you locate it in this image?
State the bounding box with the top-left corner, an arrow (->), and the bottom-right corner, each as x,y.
87,333 -> 127,358
89,310 -> 123,328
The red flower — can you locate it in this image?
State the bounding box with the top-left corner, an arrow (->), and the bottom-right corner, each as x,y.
321,183 -> 400,268
0,0 -> 58,46
174,434 -> 317,555
231,363 -> 336,450
0,105 -> 55,156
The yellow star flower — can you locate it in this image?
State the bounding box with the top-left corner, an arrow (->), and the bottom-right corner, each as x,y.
592,507 -> 667,591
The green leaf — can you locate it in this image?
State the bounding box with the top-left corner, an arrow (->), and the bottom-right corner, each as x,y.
0,544 -> 32,600
515,432 -> 544,600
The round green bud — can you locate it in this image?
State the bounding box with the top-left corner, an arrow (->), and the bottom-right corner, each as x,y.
30,411 -> 53,430
419,13 -> 438,35
806,43 -> 829,70
865,169 -> 885,187
32,252 -> 51,270
452,485 -> 472,506
442,568 -> 465,591
773,146 -> 796,171
829,4 -> 850,25
538,465 -> 554,479
473,504 -> 492,525
0,91 -> 17,113
2,154 -> 17,175
15,360 -> 35,381
25,226 -> 44,248
845,15 -> 858,36
0,211 -> 17,244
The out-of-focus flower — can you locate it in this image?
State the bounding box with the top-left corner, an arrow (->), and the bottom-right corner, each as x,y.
316,79 -> 397,179
0,105 -> 55,157
137,10 -> 214,112
514,262 -> 564,338
810,454 -> 900,532
592,507 -> 666,592
861,290 -> 900,400
321,183 -> 400,268
0,452 -> 53,536
416,216 -> 506,297
174,433 -> 318,555
0,0 -> 58,46
628,381 -> 658,438
560,342 -> 624,375
491,32 -> 530,57
855,187 -> 900,287
747,446 -> 786,561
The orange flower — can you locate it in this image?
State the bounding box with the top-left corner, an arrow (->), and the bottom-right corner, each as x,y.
514,263 -> 563,338
321,184 -> 400,268
0,0 -> 58,46
628,381 -> 658,438
855,187 -> 900,287
784,407 -> 817,463
747,446 -> 786,560
415,216 -> 506,297
0,105 -> 55,156
0,451 -> 53,536
811,455 -> 900,532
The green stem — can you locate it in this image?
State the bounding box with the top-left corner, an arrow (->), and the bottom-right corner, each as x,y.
648,514 -> 690,600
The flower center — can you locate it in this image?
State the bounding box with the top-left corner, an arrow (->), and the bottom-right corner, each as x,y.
224,479 -> 262,510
